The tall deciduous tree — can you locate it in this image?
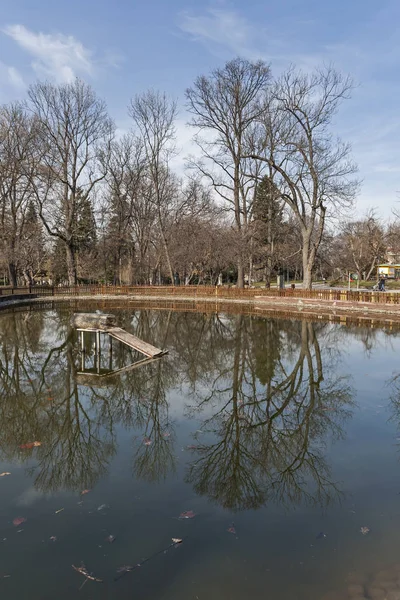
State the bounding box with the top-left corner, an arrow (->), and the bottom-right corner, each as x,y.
186,58 -> 271,288
28,78 -> 114,285
129,91 -> 177,284
250,66 -> 359,289
0,103 -> 40,285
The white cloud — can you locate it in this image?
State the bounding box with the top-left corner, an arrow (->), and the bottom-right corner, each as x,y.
0,61 -> 24,89
178,8 -> 323,71
3,24 -> 94,83
179,8 -> 255,57
7,65 -> 24,88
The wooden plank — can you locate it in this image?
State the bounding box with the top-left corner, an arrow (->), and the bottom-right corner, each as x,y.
106,327 -> 166,357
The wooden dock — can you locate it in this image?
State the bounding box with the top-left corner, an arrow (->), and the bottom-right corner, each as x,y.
106,327 -> 167,358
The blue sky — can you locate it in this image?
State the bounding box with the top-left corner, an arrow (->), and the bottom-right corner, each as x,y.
0,0 -> 399,217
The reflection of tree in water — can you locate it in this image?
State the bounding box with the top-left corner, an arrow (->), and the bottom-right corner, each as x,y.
185,318 -> 355,511
0,307 -> 179,492
0,306 -> 355,508
0,311 -> 117,491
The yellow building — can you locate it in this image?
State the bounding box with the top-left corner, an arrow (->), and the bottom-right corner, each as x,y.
377,264 -> 400,279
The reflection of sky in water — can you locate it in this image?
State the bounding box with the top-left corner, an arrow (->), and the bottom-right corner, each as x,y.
1,308 -> 400,598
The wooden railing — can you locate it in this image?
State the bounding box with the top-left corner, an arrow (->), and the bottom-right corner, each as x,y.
0,284 -> 399,305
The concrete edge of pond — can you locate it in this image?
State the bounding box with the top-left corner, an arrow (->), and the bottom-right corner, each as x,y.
3,293 -> 400,328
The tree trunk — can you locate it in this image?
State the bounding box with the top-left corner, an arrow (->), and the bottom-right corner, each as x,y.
158,215 -> 174,284
65,243 -> 78,286
302,236 -> 313,290
23,270 -> 34,286
237,260 -> 244,288
8,262 -> 18,287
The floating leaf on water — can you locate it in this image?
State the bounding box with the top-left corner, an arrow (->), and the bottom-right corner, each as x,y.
143,437 -> 152,446
316,532 -> 327,539
97,504 -> 108,511
55,508 -> 64,514
172,538 -> 183,544
49,536 -> 57,542
72,564 -> 102,583
106,535 -> 116,543
227,524 -> 236,535
81,489 -> 91,495
360,526 -> 370,535
19,441 -> 41,450
116,565 -> 133,574
186,445 -> 199,450
12,517 -> 26,526
180,510 -> 196,519
0,472 -> 11,477
163,432 -> 171,438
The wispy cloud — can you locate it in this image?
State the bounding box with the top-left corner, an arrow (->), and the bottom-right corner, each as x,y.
177,7 -> 322,70
0,61 -> 24,89
178,8 -> 255,57
3,24 -> 94,83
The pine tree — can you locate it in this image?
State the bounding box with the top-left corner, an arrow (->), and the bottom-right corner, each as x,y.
253,176 -> 284,285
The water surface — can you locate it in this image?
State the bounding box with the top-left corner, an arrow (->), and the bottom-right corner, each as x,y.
1,305 -> 400,599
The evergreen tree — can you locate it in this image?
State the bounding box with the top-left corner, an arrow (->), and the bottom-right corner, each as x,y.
252,176 -> 284,285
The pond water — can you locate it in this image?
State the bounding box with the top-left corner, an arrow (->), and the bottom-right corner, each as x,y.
1,304 -> 400,599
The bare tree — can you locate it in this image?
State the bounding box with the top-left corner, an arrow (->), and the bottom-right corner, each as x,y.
102,133 -> 150,284
186,57 -> 271,287
250,65 -> 359,289
129,90 -> 177,284
28,79 -> 114,285
0,103 -> 42,285
337,210 -> 386,281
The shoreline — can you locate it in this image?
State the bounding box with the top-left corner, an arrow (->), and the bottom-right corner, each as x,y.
2,292 -> 400,328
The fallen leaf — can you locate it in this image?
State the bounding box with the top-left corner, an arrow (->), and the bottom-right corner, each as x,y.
12,517 -> 26,527
55,508 -> 64,514
316,532 -> 327,539
179,510 -> 196,519
49,536 -> 57,542
97,504 -> 108,511
116,565 -> 133,574
47,397 -> 54,401
163,432 -> 171,438
19,441 -> 41,449
143,437 -> 152,446
72,564 -> 102,583
106,535 -> 116,543
360,526 -> 370,535
227,524 -> 236,535
172,538 -> 182,544
81,489 -> 91,495
0,472 -> 11,477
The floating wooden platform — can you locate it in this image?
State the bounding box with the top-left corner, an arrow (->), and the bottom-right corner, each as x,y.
106,327 -> 166,358
72,313 -> 167,358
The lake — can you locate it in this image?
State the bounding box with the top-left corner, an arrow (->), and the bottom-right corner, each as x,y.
1,303 -> 400,599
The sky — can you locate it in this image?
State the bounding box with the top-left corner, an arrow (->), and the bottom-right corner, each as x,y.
0,0 -> 399,217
